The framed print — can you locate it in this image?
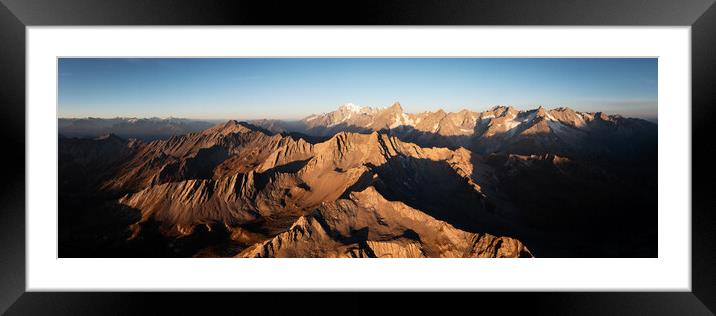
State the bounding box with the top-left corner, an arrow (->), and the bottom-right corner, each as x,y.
1,0 -> 715,314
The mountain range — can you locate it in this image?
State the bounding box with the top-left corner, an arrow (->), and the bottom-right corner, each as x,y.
252,102 -> 656,156
59,117 -> 215,140
58,103 -> 657,258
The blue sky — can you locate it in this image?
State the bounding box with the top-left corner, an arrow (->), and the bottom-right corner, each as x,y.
58,58 -> 657,120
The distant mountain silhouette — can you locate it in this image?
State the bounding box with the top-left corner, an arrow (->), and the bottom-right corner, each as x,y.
58,117 -> 215,140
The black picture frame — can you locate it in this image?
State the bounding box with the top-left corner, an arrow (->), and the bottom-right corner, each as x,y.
1,0 -> 714,314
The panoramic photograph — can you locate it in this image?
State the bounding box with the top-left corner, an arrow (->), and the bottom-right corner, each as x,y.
58,58 -> 657,258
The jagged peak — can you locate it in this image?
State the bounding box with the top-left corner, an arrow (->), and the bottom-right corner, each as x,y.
224,119 -> 240,127
205,119 -> 251,136
535,106 -> 547,118
550,106 -> 576,113
488,105 -> 516,117
387,101 -> 403,112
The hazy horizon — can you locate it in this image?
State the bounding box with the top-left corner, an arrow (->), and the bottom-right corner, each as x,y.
56,102 -> 658,123
59,58 -> 658,121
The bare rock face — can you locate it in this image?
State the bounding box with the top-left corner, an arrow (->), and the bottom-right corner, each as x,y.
114,122 -> 496,240
102,121 -> 297,192
366,240 -> 425,258
118,174 -> 261,234
238,187 -> 532,258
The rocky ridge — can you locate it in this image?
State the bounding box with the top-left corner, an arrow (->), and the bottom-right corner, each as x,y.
64,119 -> 524,257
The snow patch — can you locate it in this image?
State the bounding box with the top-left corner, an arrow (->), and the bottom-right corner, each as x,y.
328,112 -> 352,127
389,113 -> 402,128
522,112 -> 537,123
504,120 -> 521,130
548,120 -> 567,134
574,113 -> 587,126
401,113 -> 415,126
340,103 -> 364,113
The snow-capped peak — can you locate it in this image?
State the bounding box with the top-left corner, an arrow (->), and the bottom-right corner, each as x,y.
339,103 -> 366,113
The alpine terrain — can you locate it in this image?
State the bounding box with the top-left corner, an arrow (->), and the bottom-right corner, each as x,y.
59,102 -> 657,258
